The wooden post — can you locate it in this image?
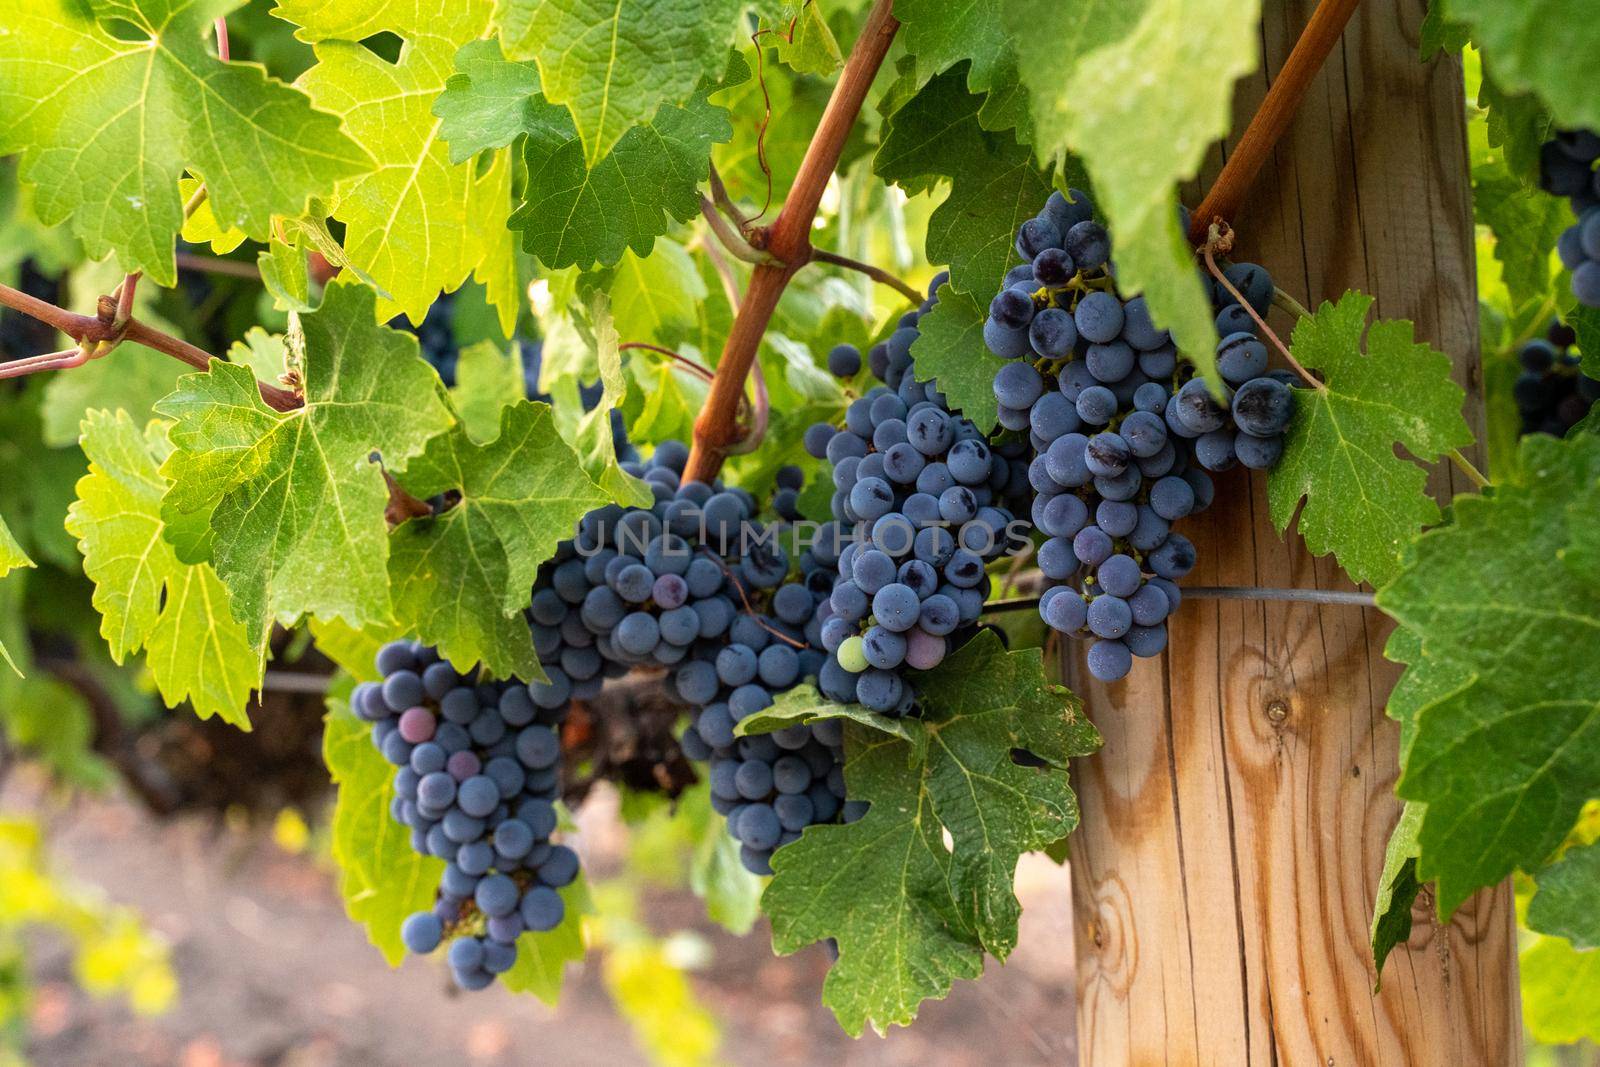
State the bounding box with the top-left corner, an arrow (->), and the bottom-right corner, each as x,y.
1065,1 -> 1522,1063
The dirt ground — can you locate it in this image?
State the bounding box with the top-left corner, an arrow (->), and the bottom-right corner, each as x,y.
9,781 -> 1078,1067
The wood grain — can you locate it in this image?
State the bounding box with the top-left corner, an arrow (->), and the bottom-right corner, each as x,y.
1065,1 -> 1521,1063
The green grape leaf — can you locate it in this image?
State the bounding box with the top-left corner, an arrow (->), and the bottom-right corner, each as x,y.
258,239 -> 316,313
683,787 -> 763,935
179,177 -> 246,255
1003,0 -> 1146,168
496,0 -> 741,165
65,410 -> 264,727
1419,1 -> 1470,58
157,281 -> 455,644
567,295 -> 653,509
1268,292 -> 1473,587
874,69 -> 1052,300
0,0 -> 369,286
1369,800 -> 1425,984
737,682 -> 923,752
1471,155 -> 1570,311
324,679 -> 442,965
295,7 -> 518,332
770,0 -> 841,76
763,632 -> 1098,1035
1450,0 -> 1600,131
1521,934 -> 1600,1045
1008,0 -> 1259,391
499,877 -> 591,1001
437,39 -> 733,271
450,341 -> 526,444
434,40 -> 556,162
610,242 -> 707,345
226,328 -> 290,384
0,515 -> 32,675
894,0 -> 1029,135
908,285 -> 1007,433
1528,841 -> 1600,949
514,87 -> 732,270
1380,433 -> 1600,916
388,401 -> 610,679
307,615 -> 403,682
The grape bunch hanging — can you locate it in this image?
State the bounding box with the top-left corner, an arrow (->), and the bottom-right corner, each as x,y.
1541,129 -> 1600,307
355,643 -> 580,992
803,279 -> 1033,712
981,189 -> 1297,681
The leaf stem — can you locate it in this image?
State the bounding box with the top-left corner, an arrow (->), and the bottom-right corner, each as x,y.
698,194 -> 777,265
1187,0 -> 1363,243
1271,285 -> 1313,320
683,0 -> 900,484
809,248 -> 922,303
1203,238 -> 1325,391
1447,448 -> 1490,490
618,342 -> 716,383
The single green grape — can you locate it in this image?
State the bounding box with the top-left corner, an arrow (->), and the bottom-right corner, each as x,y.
836,635 -> 868,673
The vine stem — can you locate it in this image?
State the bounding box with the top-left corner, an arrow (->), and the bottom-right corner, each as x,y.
618,342 -> 717,383
810,248 -> 922,303
1187,0 -> 1363,244
983,585 -> 1378,613
175,251 -> 261,279
683,0 -> 899,484
1202,236 -> 1324,390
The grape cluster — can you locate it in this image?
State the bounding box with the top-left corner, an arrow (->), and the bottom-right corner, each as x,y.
1514,319 -> 1598,436
525,441 -> 851,876
982,189 -> 1296,681
357,641 -> 578,992
803,278 -> 1031,713
1541,130 -> 1600,308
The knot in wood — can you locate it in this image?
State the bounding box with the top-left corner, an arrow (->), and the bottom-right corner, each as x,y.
1265,698 -> 1290,724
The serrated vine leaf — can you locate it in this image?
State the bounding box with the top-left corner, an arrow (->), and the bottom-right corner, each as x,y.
908,285 -> 1008,433
1369,801 -> 1424,983
449,341 -> 526,444
324,681 -> 442,964
437,39 -> 733,271
0,0 -> 369,286
1449,0 -> 1600,131
157,281 -> 455,644
763,632 -> 1097,1035
1003,0 -> 1144,170
514,87 -> 732,270
1380,433 -> 1600,916
294,7 -> 518,331
1528,841 -> 1600,949
434,40 -> 558,162
894,0 -> 1029,135
875,69 -> 1051,300
1268,292 -> 1473,587
389,401 -> 610,679
1007,0 -> 1260,391
769,1 -> 841,77
568,295 -> 654,509
738,682 -> 922,752
65,410 -> 263,727
1472,156 -> 1570,311
496,0 -> 741,165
